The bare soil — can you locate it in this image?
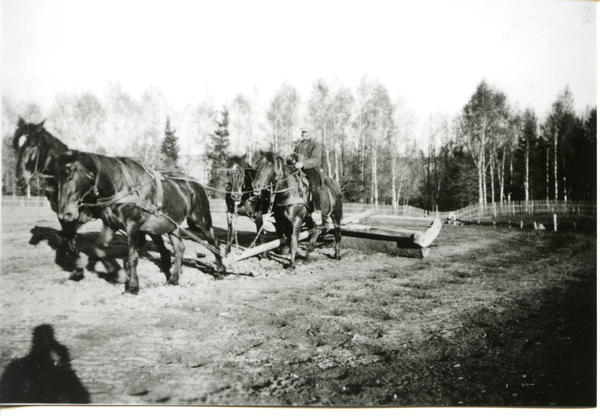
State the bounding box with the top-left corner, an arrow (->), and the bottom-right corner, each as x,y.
0,206 -> 596,406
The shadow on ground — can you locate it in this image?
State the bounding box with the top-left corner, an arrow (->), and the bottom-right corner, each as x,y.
0,324 -> 90,404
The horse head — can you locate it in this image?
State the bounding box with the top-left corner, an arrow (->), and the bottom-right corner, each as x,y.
12,119 -> 46,190
12,118 -> 68,191
226,154 -> 251,203
251,151 -> 284,194
56,151 -> 97,223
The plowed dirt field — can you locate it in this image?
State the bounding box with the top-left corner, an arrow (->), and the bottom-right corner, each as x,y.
0,206 -> 596,406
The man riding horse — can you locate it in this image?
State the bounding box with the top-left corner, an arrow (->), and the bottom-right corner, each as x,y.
287,124 -> 329,231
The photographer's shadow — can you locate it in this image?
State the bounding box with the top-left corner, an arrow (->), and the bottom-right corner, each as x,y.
0,324 -> 90,404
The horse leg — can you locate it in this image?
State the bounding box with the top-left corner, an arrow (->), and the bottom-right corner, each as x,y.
167,231 -> 184,286
188,219 -> 227,279
333,224 -> 342,260
93,225 -> 124,283
226,211 -> 234,255
60,220 -> 85,281
124,223 -> 141,295
273,212 -> 290,256
332,197 -> 343,261
305,215 -> 320,261
150,234 -> 172,280
288,214 -> 304,269
254,212 -> 267,259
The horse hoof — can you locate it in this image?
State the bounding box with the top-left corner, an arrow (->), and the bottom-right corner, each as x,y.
124,286 -> 139,295
167,279 -> 179,286
69,269 -> 85,282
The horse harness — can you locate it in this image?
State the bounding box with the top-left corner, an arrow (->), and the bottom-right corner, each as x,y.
78,160 -> 164,215
22,142 -> 55,181
269,167 -> 334,217
76,161 -> 222,258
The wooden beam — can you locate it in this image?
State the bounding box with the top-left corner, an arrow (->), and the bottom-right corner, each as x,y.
233,231 -> 312,262
232,211 -> 373,262
340,218 -> 442,249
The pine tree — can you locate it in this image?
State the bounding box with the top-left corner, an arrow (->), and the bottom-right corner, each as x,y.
205,107 -> 230,196
160,117 -> 180,170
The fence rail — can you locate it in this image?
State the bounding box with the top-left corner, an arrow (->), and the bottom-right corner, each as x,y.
443,200 -> 597,220
344,203 -> 428,217
2,196 -> 51,207
2,196 -> 596,220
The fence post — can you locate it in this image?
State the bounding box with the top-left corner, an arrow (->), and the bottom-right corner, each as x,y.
553,214 -> 557,232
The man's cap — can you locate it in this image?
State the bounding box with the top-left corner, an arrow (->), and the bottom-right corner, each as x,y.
299,124 -> 314,133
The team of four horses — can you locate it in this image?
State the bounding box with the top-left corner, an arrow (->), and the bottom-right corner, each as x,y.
12,119 -> 343,294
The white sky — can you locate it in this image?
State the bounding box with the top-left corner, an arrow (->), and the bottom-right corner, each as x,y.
1,0 -> 597,121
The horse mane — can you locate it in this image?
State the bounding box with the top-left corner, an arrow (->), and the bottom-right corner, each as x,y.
13,119 -> 69,154
260,151 -> 287,176
227,154 -> 248,169
60,151 -> 99,177
260,151 -> 283,164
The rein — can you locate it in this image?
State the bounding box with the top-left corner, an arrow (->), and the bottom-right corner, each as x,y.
24,144 -> 55,181
76,159 -> 222,257
259,167 -> 303,195
78,161 -> 163,214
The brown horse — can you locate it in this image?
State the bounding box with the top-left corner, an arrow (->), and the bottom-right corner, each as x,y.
11,119 -> 88,280
56,150 -> 226,294
224,152 -> 270,254
251,152 -> 342,268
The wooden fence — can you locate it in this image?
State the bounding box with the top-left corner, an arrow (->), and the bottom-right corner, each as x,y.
2,196 -> 51,207
344,203 -> 428,217
2,196 -> 595,221
442,200 -> 597,221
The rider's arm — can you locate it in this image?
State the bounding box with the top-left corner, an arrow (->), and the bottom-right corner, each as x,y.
297,141 -> 322,170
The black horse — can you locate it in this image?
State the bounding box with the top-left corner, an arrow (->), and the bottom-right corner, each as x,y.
251,152 -> 343,268
56,150 -> 226,294
11,119 -> 89,280
224,152 -> 270,254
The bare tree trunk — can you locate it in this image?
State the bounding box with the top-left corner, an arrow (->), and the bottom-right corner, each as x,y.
497,148 -> 507,206
554,130 -> 558,200
391,150 -> 397,210
489,152 -> 495,204
562,154 -> 568,202
371,133 -> 378,205
525,138 -> 530,201
477,161 -> 484,205
359,120 -> 365,204
323,126 -> 332,178
545,146 -> 550,200
482,147 -> 487,206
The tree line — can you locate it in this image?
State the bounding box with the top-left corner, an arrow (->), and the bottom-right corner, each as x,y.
2,78 -> 596,211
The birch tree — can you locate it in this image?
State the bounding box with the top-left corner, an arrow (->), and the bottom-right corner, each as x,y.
459,80 -> 507,206
307,78 -> 353,180
541,87 -> 576,201
361,79 -> 393,206
136,86 -> 169,166
520,109 -> 537,202
265,82 -> 300,154
228,89 -> 263,155
101,83 -> 142,156
390,97 -> 416,209
47,92 -> 106,153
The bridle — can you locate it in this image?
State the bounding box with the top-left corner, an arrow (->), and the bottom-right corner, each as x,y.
18,140 -> 55,182
254,158 -> 303,196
